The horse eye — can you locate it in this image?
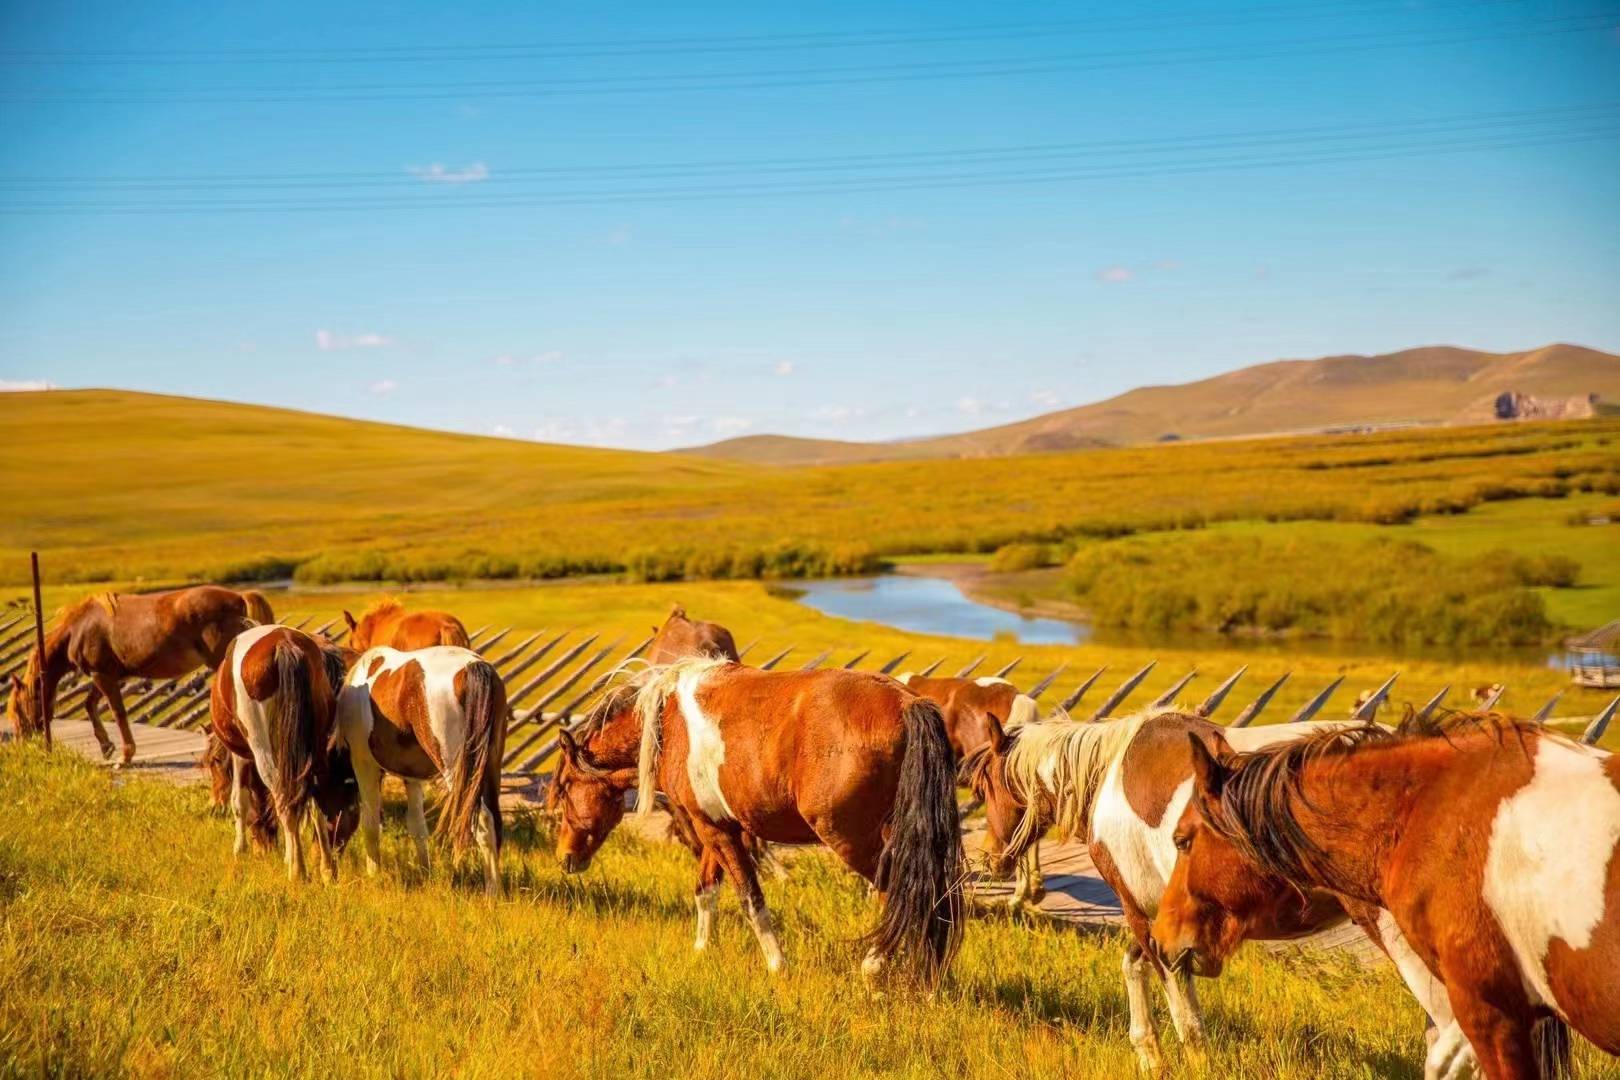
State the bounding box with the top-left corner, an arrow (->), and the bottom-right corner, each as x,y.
1174,833 -> 1193,852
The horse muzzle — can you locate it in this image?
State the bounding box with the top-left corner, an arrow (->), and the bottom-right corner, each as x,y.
560,851 -> 593,874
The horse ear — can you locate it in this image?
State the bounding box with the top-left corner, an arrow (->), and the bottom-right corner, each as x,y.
342,610 -> 357,632
1187,734 -> 1229,801
986,712 -> 1010,755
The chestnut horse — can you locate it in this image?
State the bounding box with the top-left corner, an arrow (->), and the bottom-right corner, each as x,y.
342,599 -> 471,652
335,645 -> 507,896
648,604 -> 739,664
209,624 -> 353,881
550,656 -> 964,983
962,706 -> 1449,1073
898,671 -> 1044,906
8,585 -> 263,764
1155,716 -> 1615,1080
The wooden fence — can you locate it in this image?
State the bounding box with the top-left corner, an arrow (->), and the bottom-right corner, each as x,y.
2,612 -> 1615,770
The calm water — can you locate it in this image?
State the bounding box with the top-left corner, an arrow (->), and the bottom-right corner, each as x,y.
793,573 -> 1579,669
793,574 -> 1091,645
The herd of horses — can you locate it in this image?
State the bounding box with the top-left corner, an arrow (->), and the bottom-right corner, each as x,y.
7,585 -> 1620,1080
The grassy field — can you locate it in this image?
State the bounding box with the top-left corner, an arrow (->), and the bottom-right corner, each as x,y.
3,390 -> 1617,590
6,744 -> 1615,1079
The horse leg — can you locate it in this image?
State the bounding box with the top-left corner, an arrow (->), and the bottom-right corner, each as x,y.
472,797 -> 501,898
353,753 -> 385,877
693,846 -> 724,952
1121,940 -> 1168,1074
1446,989 -> 1539,1080
279,801 -> 306,882
231,756 -> 252,856
1162,965 -> 1207,1059
307,801 -> 338,883
707,826 -> 785,974
405,779 -> 432,876
83,683 -> 115,758
91,674 -> 136,765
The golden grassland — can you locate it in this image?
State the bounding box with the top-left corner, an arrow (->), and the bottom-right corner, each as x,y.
4,745 -> 1615,1079
2,389 -> 1616,588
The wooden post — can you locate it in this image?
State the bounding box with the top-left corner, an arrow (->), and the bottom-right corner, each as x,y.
30,552 -> 51,750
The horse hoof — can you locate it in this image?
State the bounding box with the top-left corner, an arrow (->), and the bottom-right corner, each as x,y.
98,742 -> 115,760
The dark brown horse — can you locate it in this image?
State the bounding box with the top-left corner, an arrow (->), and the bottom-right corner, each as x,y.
8,586 -> 260,764
210,624 -> 353,882
342,599 -> 471,652
647,604 -> 739,665
1154,715 -> 1613,1080
550,657 -> 963,983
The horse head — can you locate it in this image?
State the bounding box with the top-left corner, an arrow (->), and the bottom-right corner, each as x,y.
959,712 -> 1026,879
1152,733 -> 1342,977
549,727 -> 639,873
6,670 -> 40,737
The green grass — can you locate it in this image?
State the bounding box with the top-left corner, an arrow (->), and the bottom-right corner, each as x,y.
8,744 -> 1614,1079
3,389 -> 1616,589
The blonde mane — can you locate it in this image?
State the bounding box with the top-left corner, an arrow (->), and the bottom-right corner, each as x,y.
358,596 -> 404,621
1003,707 -> 1162,851
632,655 -> 733,815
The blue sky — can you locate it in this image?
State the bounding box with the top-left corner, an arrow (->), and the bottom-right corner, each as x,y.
2,1 -> 1617,449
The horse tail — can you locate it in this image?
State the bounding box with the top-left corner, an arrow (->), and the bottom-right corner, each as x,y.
1533,1016 -> 1572,1079
240,590 -> 275,625
867,697 -> 965,985
267,639 -> 317,821
438,660 -> 504,854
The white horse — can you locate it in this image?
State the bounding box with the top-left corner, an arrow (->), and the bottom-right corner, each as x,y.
335,645 -> 508,896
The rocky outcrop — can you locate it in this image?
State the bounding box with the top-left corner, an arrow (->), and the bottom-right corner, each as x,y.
1487,391 -> 1597,422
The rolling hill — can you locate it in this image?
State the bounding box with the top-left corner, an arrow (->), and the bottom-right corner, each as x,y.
682,343 -> 1620,464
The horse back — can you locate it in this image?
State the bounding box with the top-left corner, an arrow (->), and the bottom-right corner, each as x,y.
340,645 -> 480,779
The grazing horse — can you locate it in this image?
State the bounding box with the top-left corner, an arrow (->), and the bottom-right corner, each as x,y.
209,624 -> 352,881
549,657 -> 964,983
8,586 -> 259,764
648,604 -> 740,665
897,671 -> 1044,906
342,599 -> 471,652
1154,715 -> 1615,1080
335,645 -> 507,896
963,707 -> 1444,1073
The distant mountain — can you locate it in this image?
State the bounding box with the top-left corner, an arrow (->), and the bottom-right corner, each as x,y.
677,343 -> 1620,465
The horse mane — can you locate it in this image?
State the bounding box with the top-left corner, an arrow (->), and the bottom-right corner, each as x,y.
358,596 -> 404,621
51,592 -> 115,628
632,655 -> 732,815
1203,710 -> 1553,896
1000,706 -> 1161,851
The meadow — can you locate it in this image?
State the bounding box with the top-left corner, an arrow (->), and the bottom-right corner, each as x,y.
3,390 -> 1617,593
5,744 -> 1616,1080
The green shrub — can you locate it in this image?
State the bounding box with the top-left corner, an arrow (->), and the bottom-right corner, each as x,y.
989,542 -> 1057,573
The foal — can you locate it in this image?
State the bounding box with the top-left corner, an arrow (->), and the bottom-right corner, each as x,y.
210,624 -> 350,882
335,645 -> 507,896
1155,716 -> 1615,1080
550,657 -> 964,983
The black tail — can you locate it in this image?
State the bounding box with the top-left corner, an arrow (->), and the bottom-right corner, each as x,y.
867,698 -> 965,985
267,639 -> 318,822
437,660 -> 505,855
1533,1015 -> 1572,1080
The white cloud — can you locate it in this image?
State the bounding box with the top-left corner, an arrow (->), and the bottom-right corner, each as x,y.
407,162 -> 490,184
711,416 -> 753,435
0,378 -> 56,392
316,329 -> 392,351
1029,388 -> 1060,409
1098,266 -> 1133,283
532,416 -> 628,446
774,360 -> 795,377
495,349 -> 565,367
491,423 -> 514,437
956,396 -> 982,415
368,379 -> 399,396
812,403 -> 866,423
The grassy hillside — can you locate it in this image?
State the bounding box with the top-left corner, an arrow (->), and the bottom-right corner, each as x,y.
684,343 -> 1620,464
4,388 -> 1617,591
4,745 -> 1614,1078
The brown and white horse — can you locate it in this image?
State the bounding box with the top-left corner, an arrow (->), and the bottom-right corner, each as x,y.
963,706 -> 1444,1073
1154,716 -> 1616,1080
8,585 -> 265,764
209,624 -> 353,882
648,604 -> 740,665
342,599 -> 471,652
549,656 -> 964,983
335,645 -> 507,896
897,671 -> 1044,906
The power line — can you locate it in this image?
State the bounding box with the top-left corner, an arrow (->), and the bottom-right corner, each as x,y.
1,103 -> 1612,190
2,12 -> 1610,104
2,123 -> 1610,215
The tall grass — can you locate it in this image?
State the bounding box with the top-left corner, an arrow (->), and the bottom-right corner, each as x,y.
11,744 -> 1616,1078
